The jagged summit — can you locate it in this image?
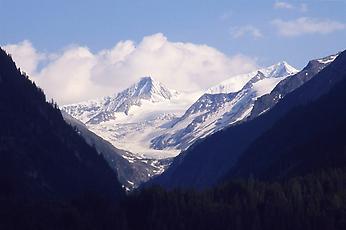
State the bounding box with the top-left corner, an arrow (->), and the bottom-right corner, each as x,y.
118,76 -> 178,102
101,76 -> 179,115
62,76 -> 179,124
267,61 -> 298,78
207,61 -> 298,94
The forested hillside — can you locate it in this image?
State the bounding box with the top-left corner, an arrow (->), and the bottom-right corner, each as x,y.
0,48 -> 124,230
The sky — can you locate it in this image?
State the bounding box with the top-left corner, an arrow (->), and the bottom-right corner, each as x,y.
1,0 -> 346,104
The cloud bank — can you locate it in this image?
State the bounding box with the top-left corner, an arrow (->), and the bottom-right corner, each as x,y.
272,17 -> 346,37
3,33 -> 257,105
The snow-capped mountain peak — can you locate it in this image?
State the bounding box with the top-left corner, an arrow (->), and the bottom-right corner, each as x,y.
118,76 -> 178,102
266,61 -> 298,78
102,76 -> 179,116
206,61 -> 298,94
62,76 -> 180,124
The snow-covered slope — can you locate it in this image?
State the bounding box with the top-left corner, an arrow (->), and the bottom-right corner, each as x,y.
62,111 -> 172,190
151,62 -> 298,150
62,76 -> 201,160
316,53 -> 339,64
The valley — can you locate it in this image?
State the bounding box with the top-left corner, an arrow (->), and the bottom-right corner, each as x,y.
62,61 -> 299,188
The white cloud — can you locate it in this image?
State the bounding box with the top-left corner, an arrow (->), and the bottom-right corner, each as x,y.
272,17 -> 346,37
274,1 -> 308,12
4,40 -> 45,74
232,25 -> 263,39
3,33 -> 258,105
274,1 -> 294,10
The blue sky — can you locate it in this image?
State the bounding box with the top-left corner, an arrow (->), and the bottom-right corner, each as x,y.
1,0 -> 345,67
1,0 -> 346,104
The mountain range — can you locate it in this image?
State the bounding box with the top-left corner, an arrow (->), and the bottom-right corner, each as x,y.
62,61 -> 298,187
